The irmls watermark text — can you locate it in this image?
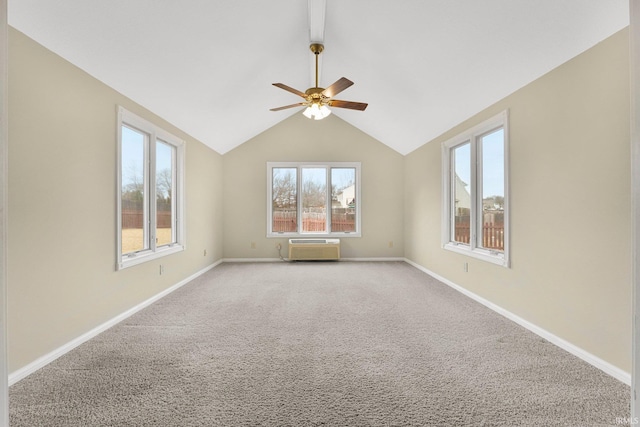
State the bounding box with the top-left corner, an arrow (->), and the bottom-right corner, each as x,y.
616,417 -> 640,425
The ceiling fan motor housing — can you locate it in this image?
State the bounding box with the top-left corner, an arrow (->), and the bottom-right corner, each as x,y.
305,87 -> 328,105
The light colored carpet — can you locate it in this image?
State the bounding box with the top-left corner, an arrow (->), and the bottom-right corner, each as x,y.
9,262 -> 630,426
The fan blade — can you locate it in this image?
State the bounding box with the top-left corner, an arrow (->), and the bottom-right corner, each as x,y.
270,103 -> 305,111
272,83 -> 307,98
329,100 -> 368,111
322,77 -> 354,98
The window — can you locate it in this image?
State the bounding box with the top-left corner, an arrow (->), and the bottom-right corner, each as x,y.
442,111 -> 509,266
117,106 -> 185,269
268,162 -> 361,237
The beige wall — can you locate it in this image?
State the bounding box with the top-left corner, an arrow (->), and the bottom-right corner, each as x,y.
8,28 -> 224,372
404,29 -> 631,371
223,113 -> 404,259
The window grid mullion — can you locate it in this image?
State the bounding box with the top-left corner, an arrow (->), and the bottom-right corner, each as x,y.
450,150 -> 457,243
172,145 -> 177,244
142,132 -> 150,252
149,134 -> 157,252
473,135 -> 481,250
326,167 -> 332,234
297,167 -> 302,234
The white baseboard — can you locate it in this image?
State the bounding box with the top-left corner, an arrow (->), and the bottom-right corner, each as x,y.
404,258 -> 631,385
9,260 -> 223,386
223,257 -> 405,263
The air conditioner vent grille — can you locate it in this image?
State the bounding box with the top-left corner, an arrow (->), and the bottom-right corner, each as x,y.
288,238 -> 340,260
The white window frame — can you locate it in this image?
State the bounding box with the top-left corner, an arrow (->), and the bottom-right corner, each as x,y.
267,162 -> 362,238
441,110 -> 510,267
116,106 -> 186,270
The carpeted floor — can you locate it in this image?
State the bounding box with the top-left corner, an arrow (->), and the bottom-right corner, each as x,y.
9,262 -> 630,426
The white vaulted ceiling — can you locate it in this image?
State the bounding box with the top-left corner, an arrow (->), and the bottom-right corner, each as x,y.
8,1 -> 629,155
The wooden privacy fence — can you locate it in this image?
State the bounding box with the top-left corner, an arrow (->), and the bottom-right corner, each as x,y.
454,222 -> 504,251
482,222 -> 504,250
122,210 -> 172,229
272,210 -> 355,233
122,210 -> 144,229
122,199 -> 172,229
331,212 -> 356,232
273,213 -> 297,232
454,222 -> 470,244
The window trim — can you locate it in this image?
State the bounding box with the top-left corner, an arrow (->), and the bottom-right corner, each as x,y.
267,161 -> 362,238
116,106 -> 186,270
441,110 -> 510,267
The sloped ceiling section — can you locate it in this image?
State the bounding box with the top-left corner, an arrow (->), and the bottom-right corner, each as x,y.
8,1 -> 629,155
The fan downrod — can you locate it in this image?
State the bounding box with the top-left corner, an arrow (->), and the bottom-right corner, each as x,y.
309,43 -> 324,90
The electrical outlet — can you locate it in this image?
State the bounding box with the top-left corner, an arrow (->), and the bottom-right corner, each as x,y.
251,242 -> 256,249
388,241 -> 394,248
276,243 -> 282,250
463,262 -> 468,273
203,249 -> 207,256
160,265 -> 164,275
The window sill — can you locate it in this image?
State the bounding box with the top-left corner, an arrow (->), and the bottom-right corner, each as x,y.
267,232 -> 361,238
443,242 -> 509,267
117,244 -> 185,270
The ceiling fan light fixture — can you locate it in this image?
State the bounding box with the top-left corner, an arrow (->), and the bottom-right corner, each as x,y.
271,43 -> 368,117
302,106 -> 313,119
302,101 -> 331,120
319,104 -> 331,118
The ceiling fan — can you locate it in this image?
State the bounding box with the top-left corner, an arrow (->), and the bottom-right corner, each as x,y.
270,43 -> 368,120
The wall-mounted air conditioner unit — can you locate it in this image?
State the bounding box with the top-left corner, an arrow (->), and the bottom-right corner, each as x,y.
288,238 -> 340,261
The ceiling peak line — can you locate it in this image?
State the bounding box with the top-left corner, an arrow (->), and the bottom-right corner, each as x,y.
308,0 -> 326,87
308,0 -> 326,44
